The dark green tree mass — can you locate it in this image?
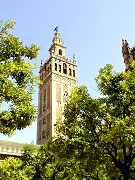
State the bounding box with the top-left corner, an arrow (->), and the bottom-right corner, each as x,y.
0,20 -> 40,135
59,62 -> 135,179
1,62 -> 135,180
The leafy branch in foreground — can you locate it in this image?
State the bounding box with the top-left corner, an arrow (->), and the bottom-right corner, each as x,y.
56,62 -> 135,179
0,20 -> 40,135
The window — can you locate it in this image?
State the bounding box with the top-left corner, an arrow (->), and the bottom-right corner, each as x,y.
73,70 -> 75,77
59,49 -> 62,55
39,93 -> 42,116
63,91 -> 68,103
43,118 -> 46,125
47,67 -> 49,74
42,130 -> 45,140
44,66 -> 46,77
47,86 -> 50,109
40,74 -> 43,81
43,89 -> 46,112
55,63 -> 57,71
63,63 -> 67,74
69,68 -> 72,76
59,64 -> 61,72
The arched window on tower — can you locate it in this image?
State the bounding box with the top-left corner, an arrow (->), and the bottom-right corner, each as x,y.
59,49 -> 62,55
44,66 -> 46,77
69,68 -> 72,76
55,63 -> 57,71
63,91 -> 68,104
73,70 -> 75,77
47,66 -> 49,74
63,63 -> 67,74
59,64 -> 61,72
44,66 -> 46,71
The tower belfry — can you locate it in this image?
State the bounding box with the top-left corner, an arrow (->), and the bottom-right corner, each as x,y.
37,30 -> 78,144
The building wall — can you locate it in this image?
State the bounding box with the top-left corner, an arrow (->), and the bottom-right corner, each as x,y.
0,140 -> 39,162
122,39 -> 135,71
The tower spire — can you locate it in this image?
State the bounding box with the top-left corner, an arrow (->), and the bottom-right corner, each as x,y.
49,28 -> 66,57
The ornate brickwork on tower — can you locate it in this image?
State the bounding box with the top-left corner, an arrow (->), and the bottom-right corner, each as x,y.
37,29 -> 78,144
122,39 -> 135,71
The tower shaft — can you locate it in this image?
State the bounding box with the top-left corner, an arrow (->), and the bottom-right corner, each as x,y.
37,31 -> 78,144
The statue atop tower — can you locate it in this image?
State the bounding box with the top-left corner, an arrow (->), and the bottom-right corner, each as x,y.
54,26 -> 59,32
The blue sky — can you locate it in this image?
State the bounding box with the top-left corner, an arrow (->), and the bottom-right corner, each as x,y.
1,0 -> 135,144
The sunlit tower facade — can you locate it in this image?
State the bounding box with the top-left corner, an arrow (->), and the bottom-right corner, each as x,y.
37,29 -> 78,144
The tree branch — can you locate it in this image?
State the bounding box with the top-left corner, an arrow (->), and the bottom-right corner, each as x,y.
105,147 -> 122,172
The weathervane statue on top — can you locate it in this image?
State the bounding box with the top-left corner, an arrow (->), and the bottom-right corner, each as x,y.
54,26 -> 59,32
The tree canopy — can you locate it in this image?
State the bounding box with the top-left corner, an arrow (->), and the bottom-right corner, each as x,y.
1,62 -> 135,179
59,62 -> 135,179
0,20 -> 40,135
0,156 -> 32,180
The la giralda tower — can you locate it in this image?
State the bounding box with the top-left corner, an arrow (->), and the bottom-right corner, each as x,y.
37,28 -> 78,144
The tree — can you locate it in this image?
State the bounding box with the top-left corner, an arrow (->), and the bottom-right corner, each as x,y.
0,157 -> 32,180
57,86 -> 108,179
2,61 -> 135,179
21,141 -> 76,180
95,63 -> 135,179
57,62 -> 135,180
0,20 -> 40,135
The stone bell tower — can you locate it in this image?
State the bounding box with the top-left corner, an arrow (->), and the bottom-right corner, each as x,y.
122,39 -> 135,71
37,28 -> 78,144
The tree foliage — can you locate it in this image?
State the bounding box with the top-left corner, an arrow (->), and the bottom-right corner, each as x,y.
59,62 -> 135,180
0,20 -> 40,135
1,37 -> 135,179
0,157 -> 32,180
